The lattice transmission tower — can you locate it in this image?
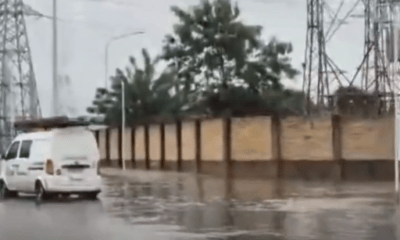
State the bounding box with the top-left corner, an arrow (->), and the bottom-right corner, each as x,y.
361,0 -> 400,100
303,0 -> 400,115
303,0 -> 328,114
0,0 -> 41,152
303,0 -> 360,115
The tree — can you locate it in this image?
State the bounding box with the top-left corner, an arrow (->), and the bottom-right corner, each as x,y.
88,0 -> 303,122
160,0 -> 299,115
162,0 -> 298,92
87,49 -> 179,125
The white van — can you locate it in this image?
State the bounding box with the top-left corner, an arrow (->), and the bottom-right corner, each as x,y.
0,126 -> 102,202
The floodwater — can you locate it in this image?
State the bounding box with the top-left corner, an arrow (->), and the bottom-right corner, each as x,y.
0,169 -> 400,240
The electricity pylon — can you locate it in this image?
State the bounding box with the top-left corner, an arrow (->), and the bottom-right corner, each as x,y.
0,0 -> 42,153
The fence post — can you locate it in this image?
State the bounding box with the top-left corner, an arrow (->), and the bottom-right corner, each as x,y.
223,117 -> 233,200
145,124 -> 150,170
105,128 -> 110,166
332,115 -> 344,180
177,121 -> 182,171
224,117 -> 232,178
131,127 -> 136,169
160,123 -> 165,170
195,119 -> 201,173
272,116 -> 283,179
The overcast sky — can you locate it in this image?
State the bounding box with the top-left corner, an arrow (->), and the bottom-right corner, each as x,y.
25,0 -> 365,117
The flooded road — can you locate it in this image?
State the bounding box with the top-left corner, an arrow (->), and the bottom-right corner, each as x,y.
1,169 -> 400,240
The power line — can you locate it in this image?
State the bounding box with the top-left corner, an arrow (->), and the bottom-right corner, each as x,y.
67,0 -> 141,7
250,0 -> 297,4
24,2 -> 143,33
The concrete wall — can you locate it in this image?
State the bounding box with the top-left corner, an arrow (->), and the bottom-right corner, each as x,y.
149,125 -> 161,161
201,119 -> 224,161
281,117 -> 333,161
342,117 -> 394,160
109,128 -> 119,161
135,126 -> 145,161
123,128 -> 132,161
182,121 -> 196,161
165,124 -> 177,161
231,116 -> 273,161
99,130 -> 106,160
96,116 -> 396,181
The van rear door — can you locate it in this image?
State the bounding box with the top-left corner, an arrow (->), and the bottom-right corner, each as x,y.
52,129 -> 99,178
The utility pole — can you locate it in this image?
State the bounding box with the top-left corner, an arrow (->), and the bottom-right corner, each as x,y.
395,28 -> 399,202
104,31 -> 144,90
392,6 -> 400,203
122,80 -> 126,170
104,31 -> 144,170
52,0 -> 58,116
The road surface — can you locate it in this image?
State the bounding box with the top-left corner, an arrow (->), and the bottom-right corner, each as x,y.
0,168 -> 399,240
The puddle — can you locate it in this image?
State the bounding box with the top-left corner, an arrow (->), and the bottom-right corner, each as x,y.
101,175 -> 400,240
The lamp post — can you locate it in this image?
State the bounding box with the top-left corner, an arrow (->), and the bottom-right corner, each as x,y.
104,31 -> 144,90
105,31 -> 144,171
121,78 -> 126,170
52,0 -> 58,117
394,22 -> 399,202
391,8 -> 400,202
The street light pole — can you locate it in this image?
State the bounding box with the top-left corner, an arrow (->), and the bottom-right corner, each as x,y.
104,31 -> 144,171
121,79 -> 126,170
104,31 -> 144,90
394,22 -> 399,202
392,6 -> 400,202
52,0 -> 58,117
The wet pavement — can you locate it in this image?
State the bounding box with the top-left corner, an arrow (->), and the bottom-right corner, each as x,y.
1,168 -> 400,240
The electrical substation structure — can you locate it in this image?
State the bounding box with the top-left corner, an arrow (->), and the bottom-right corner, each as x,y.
303,0 -> 400,197
0,0 -> 41,153
303,0 -> 400,116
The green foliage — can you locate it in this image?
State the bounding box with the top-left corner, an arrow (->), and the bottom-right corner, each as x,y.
88,49 -> 181,125
88,0 -> 303,123
161,0 -> 298,93
159,0 -> 300,114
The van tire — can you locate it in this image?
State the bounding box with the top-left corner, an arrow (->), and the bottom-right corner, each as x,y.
83,191 -> 99,200
0,181 -> 17,199
35,181 -> 51,204
60,193 -> 70,198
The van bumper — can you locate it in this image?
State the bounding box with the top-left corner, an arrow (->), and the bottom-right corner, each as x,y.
42,175 -> 102,193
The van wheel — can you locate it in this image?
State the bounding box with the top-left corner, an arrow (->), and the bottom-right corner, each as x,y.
0,181 -> 16,199
35,182 -> 51,204
83,191 -> 99,200
0,181 -> 10,199
60,193 -> 70,198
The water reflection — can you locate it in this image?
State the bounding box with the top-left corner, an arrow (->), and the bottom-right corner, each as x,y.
101,175 -> 399,240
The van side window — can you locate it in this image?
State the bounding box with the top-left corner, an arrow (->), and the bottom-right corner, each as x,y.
5,141 -> 20,160
19,140 -> 33,158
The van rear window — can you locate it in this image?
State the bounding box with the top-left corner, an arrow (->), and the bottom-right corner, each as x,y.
52,132 -> 99,160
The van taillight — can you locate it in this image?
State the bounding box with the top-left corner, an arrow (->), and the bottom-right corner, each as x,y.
46,159 -> 54,175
